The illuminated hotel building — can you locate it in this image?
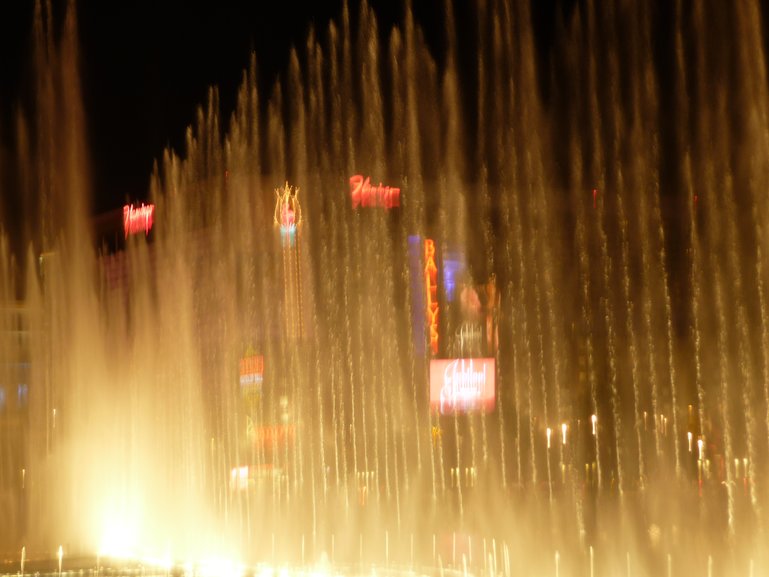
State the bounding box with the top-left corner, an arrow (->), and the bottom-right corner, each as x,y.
93,198 -> 300,495
274,183 -> 305,341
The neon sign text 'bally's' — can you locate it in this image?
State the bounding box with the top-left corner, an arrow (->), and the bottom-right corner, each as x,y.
425,239 -> 439,355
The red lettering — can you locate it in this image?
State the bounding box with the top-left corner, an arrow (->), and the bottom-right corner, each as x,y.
123,204 -> 155,238
425,238 -> 435,258
350,175 -> 364,208
425,239 -> 439,355
349,175 -> 401,209
388,188 -> 400,208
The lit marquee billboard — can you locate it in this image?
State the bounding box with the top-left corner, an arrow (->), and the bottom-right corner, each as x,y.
239,354 -> 264,394
430,358 -> 495,414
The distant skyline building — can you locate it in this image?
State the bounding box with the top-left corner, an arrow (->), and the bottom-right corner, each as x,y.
274,183 -> 304,341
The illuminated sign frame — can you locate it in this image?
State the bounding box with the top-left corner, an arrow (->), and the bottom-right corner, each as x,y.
425,239 -> 439,355
350,175 -> 400,209
429,358 -> 496,415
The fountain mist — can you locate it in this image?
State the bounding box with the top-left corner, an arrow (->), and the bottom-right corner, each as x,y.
2,0 -> 769,575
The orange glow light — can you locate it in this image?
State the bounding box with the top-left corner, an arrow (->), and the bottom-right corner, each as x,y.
239,355 -> 264,377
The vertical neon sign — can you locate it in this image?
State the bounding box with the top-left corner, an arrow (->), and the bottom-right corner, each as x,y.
239,354 -> 264,389
425,239 -> 439,355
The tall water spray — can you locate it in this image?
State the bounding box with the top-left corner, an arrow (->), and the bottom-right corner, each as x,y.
1,0 -> 769,574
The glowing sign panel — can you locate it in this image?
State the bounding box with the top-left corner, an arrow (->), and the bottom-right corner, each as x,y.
239,354 -> 264,389
350,175 -> 400,209
123,203 -> 155,238
425,239 -> 439,355
430,358 -> 495,414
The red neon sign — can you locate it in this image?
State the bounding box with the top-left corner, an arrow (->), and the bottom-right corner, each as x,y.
123,203 -> 155,238
425,239 -> 439,355
430,358 -> 496,414
350,175 -> 400,209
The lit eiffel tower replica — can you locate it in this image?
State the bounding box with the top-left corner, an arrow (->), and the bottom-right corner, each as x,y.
274,182 -> 304,340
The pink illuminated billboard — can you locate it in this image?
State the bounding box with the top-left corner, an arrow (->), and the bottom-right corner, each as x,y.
430,358 -> 495,414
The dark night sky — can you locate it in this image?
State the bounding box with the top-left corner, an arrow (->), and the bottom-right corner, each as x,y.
0,0 -> 572,217
0,0 -> 345,214
2,0 -> 524,216
5,1 -> 769,220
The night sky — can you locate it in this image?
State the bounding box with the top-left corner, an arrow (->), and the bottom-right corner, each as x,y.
1,0 -> 343,214
3,0 -> 550,216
